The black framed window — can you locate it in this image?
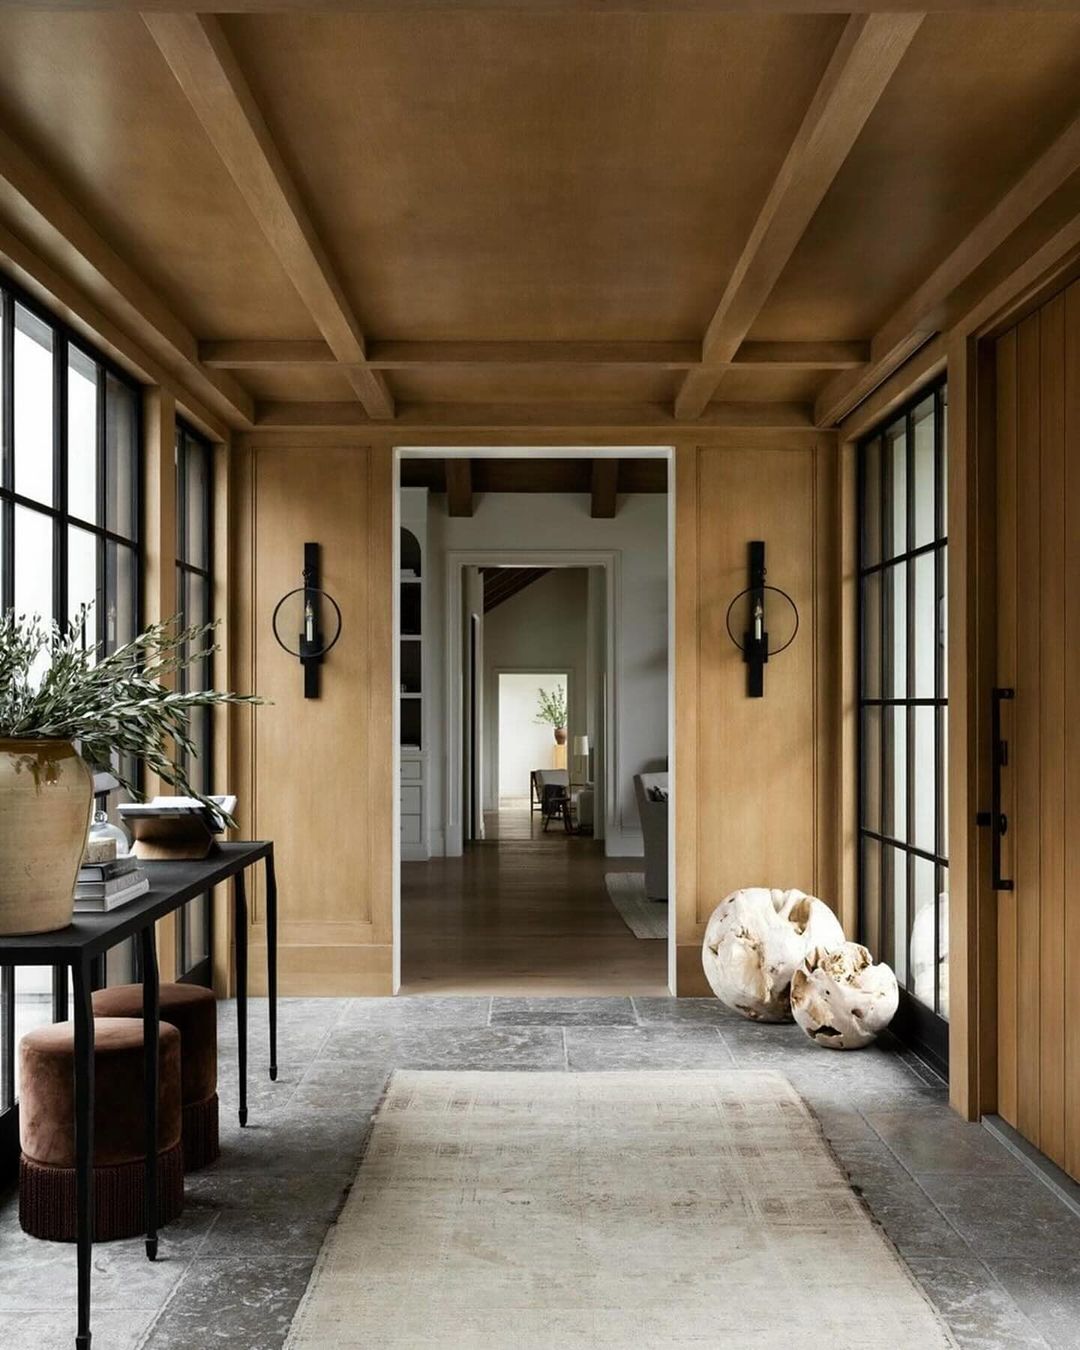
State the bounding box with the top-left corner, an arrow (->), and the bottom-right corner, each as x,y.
0,280 -> 142,1167
175,421 -> 214,986
858,378 -> 949,1072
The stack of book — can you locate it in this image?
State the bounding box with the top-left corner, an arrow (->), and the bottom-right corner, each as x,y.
75,856 -> 150,912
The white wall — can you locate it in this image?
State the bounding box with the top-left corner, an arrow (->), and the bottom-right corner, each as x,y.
483,567 -> 588,809
425,491 -> 667,856
497,672 -> 568,802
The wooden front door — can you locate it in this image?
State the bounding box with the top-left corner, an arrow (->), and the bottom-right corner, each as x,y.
993,278 -> 1080,1180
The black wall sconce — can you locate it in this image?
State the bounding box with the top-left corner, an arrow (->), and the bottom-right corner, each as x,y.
724,540 -> 799,698
271,542 -> 342,699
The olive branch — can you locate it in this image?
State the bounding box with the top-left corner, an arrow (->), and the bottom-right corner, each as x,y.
0,607 -> 264,824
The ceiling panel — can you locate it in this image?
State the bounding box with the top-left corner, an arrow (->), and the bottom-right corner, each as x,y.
0,11 -> 317,342
752,12 -> 1080,341
225,11 -> 845,342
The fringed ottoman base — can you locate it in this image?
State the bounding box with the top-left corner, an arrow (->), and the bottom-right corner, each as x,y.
183,1092 -> 220,1171
19,1142 -> 184,1242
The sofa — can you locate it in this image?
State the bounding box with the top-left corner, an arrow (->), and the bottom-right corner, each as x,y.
633,772 -> 669,901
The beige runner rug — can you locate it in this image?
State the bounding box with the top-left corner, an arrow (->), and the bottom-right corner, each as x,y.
286,1070 -> 955,1350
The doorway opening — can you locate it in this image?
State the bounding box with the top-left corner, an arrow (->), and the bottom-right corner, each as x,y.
392,449 -> 674,996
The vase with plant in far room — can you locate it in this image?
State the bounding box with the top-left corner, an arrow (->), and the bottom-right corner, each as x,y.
0,606 -> 263,937
534,684 -> 568,746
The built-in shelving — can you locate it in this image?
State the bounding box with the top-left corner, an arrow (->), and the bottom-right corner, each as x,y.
399,490 -> 429,860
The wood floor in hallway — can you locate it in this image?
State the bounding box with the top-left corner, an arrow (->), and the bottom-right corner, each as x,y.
401,807 -> 669,995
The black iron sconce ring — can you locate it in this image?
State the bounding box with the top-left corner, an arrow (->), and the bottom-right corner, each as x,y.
725,540 -> 799,697
271,587 -> 343,660
724,585 -> 800,657
271,542 -> 342,698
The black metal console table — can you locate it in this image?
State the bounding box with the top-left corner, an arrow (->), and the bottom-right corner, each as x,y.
0,840 -> 278,1350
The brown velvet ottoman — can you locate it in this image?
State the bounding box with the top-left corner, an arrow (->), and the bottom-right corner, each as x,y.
93,982 -> 219,1171
18,1017 -> 183,1242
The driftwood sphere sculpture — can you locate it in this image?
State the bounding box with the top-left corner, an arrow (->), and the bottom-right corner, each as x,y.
791,942 -> 899,1050
701,888 -> 845,1022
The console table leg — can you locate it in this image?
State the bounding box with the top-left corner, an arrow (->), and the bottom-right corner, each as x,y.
234,871 -> 248,1127
265,850 -> 278,1082
72,957 -> 95,1350
140,928 -> 160,1261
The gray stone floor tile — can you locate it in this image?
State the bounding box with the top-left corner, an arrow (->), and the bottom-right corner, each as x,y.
990,1258 -> 1080,1349
196,1204 -> 337,1258
866,1107 -> 1031,1175
141,1301 -> 298,1349
906,1257 -> 1052,1349
492,996 -> 637,1026
319,1025 -> 566,1069
336,996 -> 492,1027
563,1026 -> 736,1070
0,1309 -> 156,1350
0,1238 -> 189,1311
917,1175 -> 1080,1259
150,1254 -> 314,1319
631,996 -> 739,1025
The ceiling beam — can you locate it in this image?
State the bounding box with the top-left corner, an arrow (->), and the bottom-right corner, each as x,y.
200,339 -> 336,368
40,2 -> 1080,13
732,340 -> 868,369
0,125 -> 253,428
445,459 -> 474,517
591,459 -> 619,518
199,337 -> 866,372
144,12 -> 394,420
675,12 -> 924,421
816,104 -> 1080,427
254,400 -> 815,430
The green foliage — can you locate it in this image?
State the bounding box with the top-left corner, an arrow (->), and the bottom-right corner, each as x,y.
534,684 -> 567,728
0,607 -> 263,821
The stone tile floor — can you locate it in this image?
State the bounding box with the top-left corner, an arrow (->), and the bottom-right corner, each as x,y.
0,996 -> 1077,1349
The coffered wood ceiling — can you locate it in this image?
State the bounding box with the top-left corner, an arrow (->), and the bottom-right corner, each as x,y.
0,5 -> 1079,433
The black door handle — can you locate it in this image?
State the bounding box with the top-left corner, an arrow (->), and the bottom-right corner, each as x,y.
976,687 -> 1014,891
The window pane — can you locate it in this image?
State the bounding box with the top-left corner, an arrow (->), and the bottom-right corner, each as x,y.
911,394 -> 936,549
185,438 -> 210,569
105,540 -> 137,652
861,437 -> 882,566
910,855 -> 937,1010
861,572 -> 881,698
884,562 -> 906,698
939,545 -> 948,693
885,706 -> 907,842
861,706 -> 881,834
885,420 -> 907,560
861,836 -> 881,960
14,966 -> 53,1102
67,347 -> 98,525
14,305 -> 54,507
68,526 -> 99,651
14,506 -> 53,623
937,866 -> 949,1020
882,844 -> 908,983
913,705 -> 936,853
939,706 -> 949,857
912,550 -> 936,698
105,374 -> 137,540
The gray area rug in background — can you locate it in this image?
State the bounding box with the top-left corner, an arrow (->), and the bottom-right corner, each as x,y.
604,871 -> 667,939
286,1070 -> 956,1349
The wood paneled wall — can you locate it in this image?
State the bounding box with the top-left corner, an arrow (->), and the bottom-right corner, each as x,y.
674,442 -> 840,994
234,437 -> 839,997
232,443 -> 395,995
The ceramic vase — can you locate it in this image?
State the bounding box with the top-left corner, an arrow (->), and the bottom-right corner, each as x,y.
0,738 -> 93,935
